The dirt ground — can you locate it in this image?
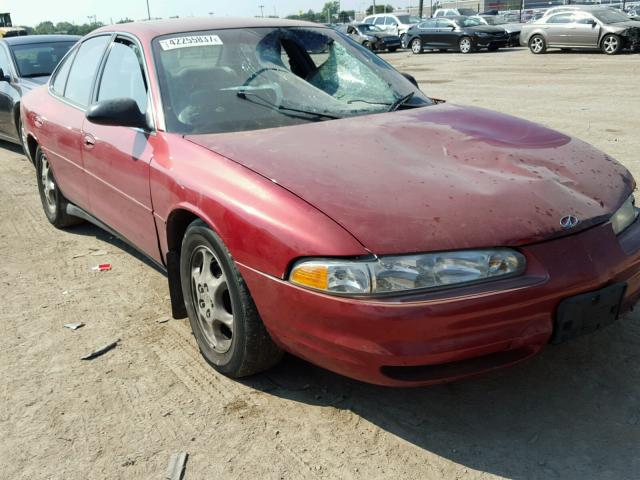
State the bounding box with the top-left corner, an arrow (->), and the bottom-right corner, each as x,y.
1,48 -> 639,480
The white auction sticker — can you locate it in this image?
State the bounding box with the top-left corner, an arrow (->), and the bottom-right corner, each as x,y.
159,35 -> 223,51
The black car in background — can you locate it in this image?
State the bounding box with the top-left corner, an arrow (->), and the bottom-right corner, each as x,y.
0,34 -> 79,148
337,23 -> 402,52
406,16 -> 509,53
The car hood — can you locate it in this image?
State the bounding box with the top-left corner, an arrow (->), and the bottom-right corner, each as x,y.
19,76 -> 48,92
186,104 -> 633,255
606,20 -> 640,30
467,25 -> 507,34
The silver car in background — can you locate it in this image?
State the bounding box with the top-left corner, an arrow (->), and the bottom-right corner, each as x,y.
521,8 -> 640,54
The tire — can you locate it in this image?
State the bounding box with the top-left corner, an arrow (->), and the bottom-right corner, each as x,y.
528,34 -> 547,54
362,41 -> 372,50
16,110 -> 27,157
35,147 -> 82,228
180,220 -> 283,378
601,34 -> 622,55
459,36 -> 473,54
388,46 -> 398,52
410,37 -> 422,54
400,33 -> 406,48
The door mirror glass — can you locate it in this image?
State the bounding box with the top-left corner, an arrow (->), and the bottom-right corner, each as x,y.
86,97 -> 150,130
0,68 -> 8,81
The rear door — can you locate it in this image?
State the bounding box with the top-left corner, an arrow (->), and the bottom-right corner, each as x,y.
36,35 -> 111,210
544,13 -> 575,44
82,35 -> 161,261
417,20 -> 438,47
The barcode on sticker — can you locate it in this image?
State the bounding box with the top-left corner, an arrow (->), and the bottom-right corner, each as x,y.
159,35 -> 223,51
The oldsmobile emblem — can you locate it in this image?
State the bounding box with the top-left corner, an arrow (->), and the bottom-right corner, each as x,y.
560,215 -> 579,229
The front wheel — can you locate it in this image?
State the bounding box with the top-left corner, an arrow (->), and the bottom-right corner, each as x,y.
459,36 -> 473,54
528,34 -> 546,54
180,220 -> 283,378
35,147 -> 82,228
601,34 -> 622,55
400,33 -> 406,48
410,37 -> 423,54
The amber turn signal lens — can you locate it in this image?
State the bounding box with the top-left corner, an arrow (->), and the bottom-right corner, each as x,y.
290,265 -> 329,290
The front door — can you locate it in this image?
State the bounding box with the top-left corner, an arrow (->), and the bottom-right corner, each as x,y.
82,35 -> 161,261
571,14 -> 602,47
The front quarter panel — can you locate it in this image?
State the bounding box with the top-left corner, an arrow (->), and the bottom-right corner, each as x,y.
151,134 -> 369,278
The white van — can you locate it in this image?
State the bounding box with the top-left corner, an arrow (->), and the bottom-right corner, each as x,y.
362,13 -> 421,46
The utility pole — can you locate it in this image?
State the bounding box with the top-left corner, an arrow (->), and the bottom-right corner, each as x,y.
372,0 -> 376,14
419,0 -> 424,17
259,5 -> 265,17
145,0 -> 151,20
87,14 -> 97,24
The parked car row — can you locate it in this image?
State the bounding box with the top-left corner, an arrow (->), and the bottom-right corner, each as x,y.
354,5 -> 639,55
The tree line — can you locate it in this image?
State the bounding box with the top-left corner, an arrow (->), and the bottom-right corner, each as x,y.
286,2 -> 394,23
25,18 -> 134,36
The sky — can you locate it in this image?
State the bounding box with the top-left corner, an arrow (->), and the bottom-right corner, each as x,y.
3,0 -> 405,27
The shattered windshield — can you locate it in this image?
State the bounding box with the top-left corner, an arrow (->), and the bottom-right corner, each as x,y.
153,27 -> 430,134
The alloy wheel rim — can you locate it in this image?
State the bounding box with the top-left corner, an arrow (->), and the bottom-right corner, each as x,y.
411,39 -> 421,53
190,245 -> 234,354
531,37 -> 543,53
39,153 -> 57,214
604,36 -> 618,53
460,39 -> 471,53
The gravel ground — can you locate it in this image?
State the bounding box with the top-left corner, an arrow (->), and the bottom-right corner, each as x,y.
1,47 -> 639,480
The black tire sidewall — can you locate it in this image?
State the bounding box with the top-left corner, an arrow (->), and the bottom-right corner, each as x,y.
180,224 -> 247,375
529,35 -> 546,54
411,38 -> 422,54
601,34 -> 621,55
35,148 -> 61,225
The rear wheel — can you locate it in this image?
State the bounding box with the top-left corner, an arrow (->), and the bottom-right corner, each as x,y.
400,33 -> 406,48
601,34 -> 622,55
362,40 -> 373,50
180,220 -> 283,377
528,34 -> 546,54
35,147 -> 82,228
410,37 -> 423,54
459,36 -> 473,54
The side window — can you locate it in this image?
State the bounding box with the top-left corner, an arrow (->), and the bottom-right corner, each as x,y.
436,19 -> 453,28
385,17 -> 397,25
374,17 -> 385,25
97,37 -> 148,114
575,15 -> 594,24
364,17 -> 374,24
419,20 -> 437,29
64,35 -> 110,107
51,49 -> 76,95
546,13 -> 573,24
0,47 -> 11,77
434,11 -> 443,17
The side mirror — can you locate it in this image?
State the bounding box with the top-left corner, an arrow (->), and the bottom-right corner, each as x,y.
401,72 -> 419,88
86,98 -> 149,130
450,25 -> 456,30
0,68 -> 8,82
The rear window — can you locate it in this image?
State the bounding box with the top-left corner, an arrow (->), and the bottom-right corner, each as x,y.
10,41 -> 76,77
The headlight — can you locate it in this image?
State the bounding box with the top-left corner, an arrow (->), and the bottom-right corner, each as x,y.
289,249 -> 526,296
611,194 -> 638,235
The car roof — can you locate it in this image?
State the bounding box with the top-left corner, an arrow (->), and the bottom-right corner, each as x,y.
93,16 -> 321,41
3,34 -> 80,46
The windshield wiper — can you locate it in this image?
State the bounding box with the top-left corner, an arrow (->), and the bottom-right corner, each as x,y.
21,73 -> 50,78
388,92 -> 415,112
347,99 -> 391,106
236,90 -> 341,120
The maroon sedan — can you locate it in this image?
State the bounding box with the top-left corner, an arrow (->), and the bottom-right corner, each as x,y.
21,18 -> 640,386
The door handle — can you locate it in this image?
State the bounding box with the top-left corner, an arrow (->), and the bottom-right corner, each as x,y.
33,114 -> 44,128
83,133 -> 96,149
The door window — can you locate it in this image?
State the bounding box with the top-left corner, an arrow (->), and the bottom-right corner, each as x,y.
418,20 -> 437,29
51,49 -> 76,95
0,47 -> 11,78
373,17 -> 385,25
436,19 -> 454,28
385,17 -> 397,26
97,37 -> 148,114
546,13 -> 574,24
64,35 -> 110,107
574,14 -> 595,24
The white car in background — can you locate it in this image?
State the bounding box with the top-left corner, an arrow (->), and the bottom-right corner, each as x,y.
433,8 -> 478,17
362,13 -> 421,46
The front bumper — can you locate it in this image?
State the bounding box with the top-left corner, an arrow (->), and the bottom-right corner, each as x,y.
475,37 -> 509,49
239,219 -> 640,387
